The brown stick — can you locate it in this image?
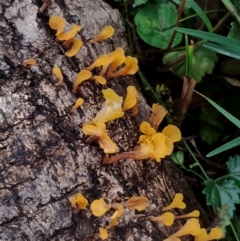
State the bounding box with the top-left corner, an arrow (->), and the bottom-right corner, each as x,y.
39,0 -> 51,13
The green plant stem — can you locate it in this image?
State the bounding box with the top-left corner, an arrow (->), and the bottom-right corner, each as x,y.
221,0 -> 240,25
181,166 -> 206,180
183,140 -> 209,180
179,9 -> 226,22
230,220 -> 240,241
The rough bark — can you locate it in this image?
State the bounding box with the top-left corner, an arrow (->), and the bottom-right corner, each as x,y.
0,0 -> 207,240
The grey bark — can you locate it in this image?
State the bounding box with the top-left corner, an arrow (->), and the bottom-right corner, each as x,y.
0,0 -> 208,240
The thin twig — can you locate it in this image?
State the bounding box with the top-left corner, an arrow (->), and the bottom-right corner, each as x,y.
166,0 -> 186,51
39,0 -> 51,13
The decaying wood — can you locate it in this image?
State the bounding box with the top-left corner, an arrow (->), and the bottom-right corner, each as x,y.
0,0 -> 208,240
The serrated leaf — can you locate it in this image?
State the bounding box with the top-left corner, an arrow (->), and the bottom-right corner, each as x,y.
203,179 -> 240,218
134,3 -> 182,49
226,155 -> 240,184
163,46 -> 217,82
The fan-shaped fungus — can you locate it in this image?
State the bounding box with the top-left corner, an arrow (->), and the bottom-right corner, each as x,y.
122,196 -> 149,211
92,88 -> 124,124
100,48 -> 125,76
99,228 -> 108,240
162,193 -> 186,211
72,70 -> 92,94
82,122 -> 117,153
49,15 -> 66,36
168,218 -> 201,238
194,228 -> 208,241
70,98 -> 84,113
86,55 -> 109,71
23,58 -> 36,67
68,193 -> 88,213
207,227 -> 223,240
91,75 -> 107,85
108,56 -> 138,78
108,203 -> 124,227
52,66 -> 63,86
162,125 -> 181,155
150,103 -> 168,129
90,198 -> 110,217
65,39 -> 83,57
57,24 -> 81,41
122,86 -> 138,116
89,25 -> 115,43
150,212 -> 175,226
175,210 -> 200,219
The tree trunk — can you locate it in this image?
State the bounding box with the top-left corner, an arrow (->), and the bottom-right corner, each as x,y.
0,0 -> 208,240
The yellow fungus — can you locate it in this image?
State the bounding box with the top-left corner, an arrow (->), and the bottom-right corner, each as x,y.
57,24 -> 81,41
91,76 -> 107,85
68,193 -> 88,213
108,56 -> 138,78
100,48 -> 125,76
150,212 -> 175,226
65,39 -> 83,57
82,122 -> 117,153
85,55 -> 109,71
149,103 -> 168,130
90,25 -> 115,43
122,86 -> 138,116
23,58 -> 36,67
123,196 -> 149,211
175,210 -> 200,219
169,218 -> 201,238
52,66 -> 63,86
49,15 -> 66,36
99,228 -> 108,240
194,228 -> 208,241
92,88 -> 124,124
163,238 -> 181,241
162,125 -> 181,143
70,98 -> 84,113
90,198 -> 110,217
207,227 -> 223,240
72,70 -> 92,94
162,193 -> 186,211
109,203 -> 124,227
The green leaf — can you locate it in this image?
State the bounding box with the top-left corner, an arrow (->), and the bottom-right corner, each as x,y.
186,0 -> 212,32
171,151 -> 184,166
203,42 -> 240,60
175,27 -> 240,52
163,46 -> 217,82
228,21 -> 240,41
203,179 -> 240,218
226,154 -> 240,183
134,0 -> 148,7
134,3 -> 182,48
221,59 -> 240,76
194,90 -> 240,128
207,137 -> 240,157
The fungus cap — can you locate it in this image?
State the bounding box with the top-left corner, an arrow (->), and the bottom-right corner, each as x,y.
90,198 -> 110,217
52,66 -> 63,86
65,39 -> 83,57
90,25 -> 115,43
162,193 -> 186,211
49,15 -> 66,36
150,212 -> 175,226
72,69 -> 92,94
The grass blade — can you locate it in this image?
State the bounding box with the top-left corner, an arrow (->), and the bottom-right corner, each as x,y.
207,136 -> 240,157
203,42 -> 240,59
186,0 -> 213,32
194,90 -> 240,128
175,27 -> 240,52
